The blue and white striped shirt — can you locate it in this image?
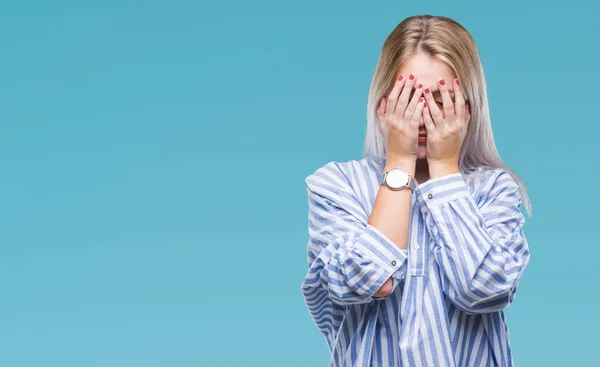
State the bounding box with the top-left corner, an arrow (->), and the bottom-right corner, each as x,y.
300,156 -> 530,366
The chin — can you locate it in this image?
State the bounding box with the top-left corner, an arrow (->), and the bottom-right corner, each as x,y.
417,144 -> 427,160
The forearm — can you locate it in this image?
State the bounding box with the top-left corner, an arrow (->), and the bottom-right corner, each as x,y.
303,159 -> 414,304
368,157 -> 416,251
369,160 -> 458,298
368,157 -> 415,298
416,168 -> 530,313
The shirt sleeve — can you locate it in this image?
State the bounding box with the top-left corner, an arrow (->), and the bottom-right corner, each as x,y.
301,162 -> 409,306
416,168 -> 531,314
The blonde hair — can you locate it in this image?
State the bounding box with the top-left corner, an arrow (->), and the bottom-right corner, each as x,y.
363,15 -> 532,217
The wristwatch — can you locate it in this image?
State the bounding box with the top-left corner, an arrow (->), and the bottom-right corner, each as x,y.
381,167 -> 416,192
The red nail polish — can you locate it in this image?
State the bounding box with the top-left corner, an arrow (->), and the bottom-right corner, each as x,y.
409,74 -> 415,80
417,83 -> 423,88
419,97 -> 424,102
398,75 -> 403,81
424,87 -> 431,94
439,79 -> 445,86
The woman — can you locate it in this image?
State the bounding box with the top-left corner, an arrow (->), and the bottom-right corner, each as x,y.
301,15 -> 532,367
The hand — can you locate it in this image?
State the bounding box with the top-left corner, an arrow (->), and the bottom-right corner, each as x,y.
421,78 -> 471,168
378,74 -> 426,162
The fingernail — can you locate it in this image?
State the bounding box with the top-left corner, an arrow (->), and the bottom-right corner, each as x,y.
409,74 -> 415,80
439,79 -> 445,86
423,101 -> 427,107
398,75 -> 403,81
419,97 -> 424,102
417,83 -> 423,89
424,87 -> 431,94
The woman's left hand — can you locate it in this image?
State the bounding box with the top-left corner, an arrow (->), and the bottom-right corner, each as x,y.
422,78 -> 471,168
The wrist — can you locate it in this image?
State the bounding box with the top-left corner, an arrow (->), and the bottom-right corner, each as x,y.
385,156 -> 416,176
428,160 -> 460,178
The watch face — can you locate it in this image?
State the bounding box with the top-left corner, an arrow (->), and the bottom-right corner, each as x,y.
386,169 -> 408,188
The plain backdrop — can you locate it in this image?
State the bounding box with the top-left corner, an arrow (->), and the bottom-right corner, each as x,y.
1,0 -> 598,366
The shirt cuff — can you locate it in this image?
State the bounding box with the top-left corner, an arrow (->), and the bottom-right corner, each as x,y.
416,172 -> 471,214
355,223 -> 409,276
373,269 -> 406,300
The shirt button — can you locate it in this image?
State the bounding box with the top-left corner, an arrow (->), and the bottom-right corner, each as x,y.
414,244 -> 420,249
428,193 -> 433,199
391,260 -> 397,266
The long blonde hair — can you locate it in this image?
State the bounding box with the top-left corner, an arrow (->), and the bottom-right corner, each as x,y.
363,15 -> 532,217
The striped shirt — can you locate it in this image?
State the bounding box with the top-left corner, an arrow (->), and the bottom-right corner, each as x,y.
300,156 -> 530,366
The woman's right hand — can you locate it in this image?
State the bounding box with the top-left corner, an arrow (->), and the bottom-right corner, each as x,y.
377,74 -> 426,161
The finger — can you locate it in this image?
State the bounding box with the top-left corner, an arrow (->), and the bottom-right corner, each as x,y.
402,80 -> 425,122
378,97 -> 386,121
410,96 -> 426,128
422,103 -> 435,132
386,75 -> 406,117
454,78 -> 465,124
395,73 -> 417,119
422,85 -> 444,124
378,97 -> 387,133
438,78 -> 455,122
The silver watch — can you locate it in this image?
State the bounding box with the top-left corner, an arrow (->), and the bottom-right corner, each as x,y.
381,167 -> 415,192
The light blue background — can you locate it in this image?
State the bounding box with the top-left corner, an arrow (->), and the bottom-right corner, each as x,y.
1,1 -> 597,366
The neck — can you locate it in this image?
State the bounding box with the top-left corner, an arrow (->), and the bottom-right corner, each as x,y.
414,158 -> 430,185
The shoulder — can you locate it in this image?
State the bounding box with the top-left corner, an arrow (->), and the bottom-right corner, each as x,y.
464,166 -> 521,203
466,166 -> 518,188
305,157 -> 381,201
